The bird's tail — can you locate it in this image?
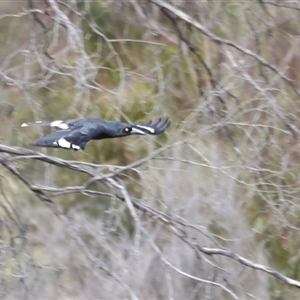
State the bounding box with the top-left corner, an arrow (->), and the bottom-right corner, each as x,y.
21,120 -> 69,129
21,121 -> 52,128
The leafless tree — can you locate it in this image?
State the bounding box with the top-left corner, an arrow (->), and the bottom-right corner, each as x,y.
0,1 -> 300,299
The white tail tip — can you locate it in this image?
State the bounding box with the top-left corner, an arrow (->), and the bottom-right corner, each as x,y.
21,123 -> 28,127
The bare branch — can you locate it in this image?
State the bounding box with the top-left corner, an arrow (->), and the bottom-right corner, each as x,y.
147,0 -> 299,96
0,144 -> 299,292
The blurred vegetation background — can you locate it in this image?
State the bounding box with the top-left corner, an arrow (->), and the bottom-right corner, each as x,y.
1,0 -> 300,299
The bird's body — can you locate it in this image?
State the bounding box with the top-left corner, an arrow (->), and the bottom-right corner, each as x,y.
21,117 -> 170,150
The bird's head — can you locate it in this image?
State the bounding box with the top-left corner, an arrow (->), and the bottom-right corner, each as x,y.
104,118 -> 168,138
114,123 -> 147,137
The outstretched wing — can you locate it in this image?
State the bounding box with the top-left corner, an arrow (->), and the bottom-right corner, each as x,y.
32,127 -> 98,150
133,117 -> 170,135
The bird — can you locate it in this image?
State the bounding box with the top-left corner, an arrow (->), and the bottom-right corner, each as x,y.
21,117 -> 170,150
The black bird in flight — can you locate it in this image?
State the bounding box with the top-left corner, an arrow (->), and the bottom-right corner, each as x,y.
21,117 -> 170,150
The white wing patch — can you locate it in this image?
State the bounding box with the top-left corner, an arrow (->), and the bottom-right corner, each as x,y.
72,144 -> 81,150
21,123 -> 28,127
50,120 -> 69,129
135,125 -> 155,133
57,138 -> 80,150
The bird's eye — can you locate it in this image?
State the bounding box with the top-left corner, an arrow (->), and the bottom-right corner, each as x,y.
124,127 -> 131,133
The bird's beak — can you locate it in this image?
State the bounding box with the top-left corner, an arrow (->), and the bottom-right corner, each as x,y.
131,127 -> 146,135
